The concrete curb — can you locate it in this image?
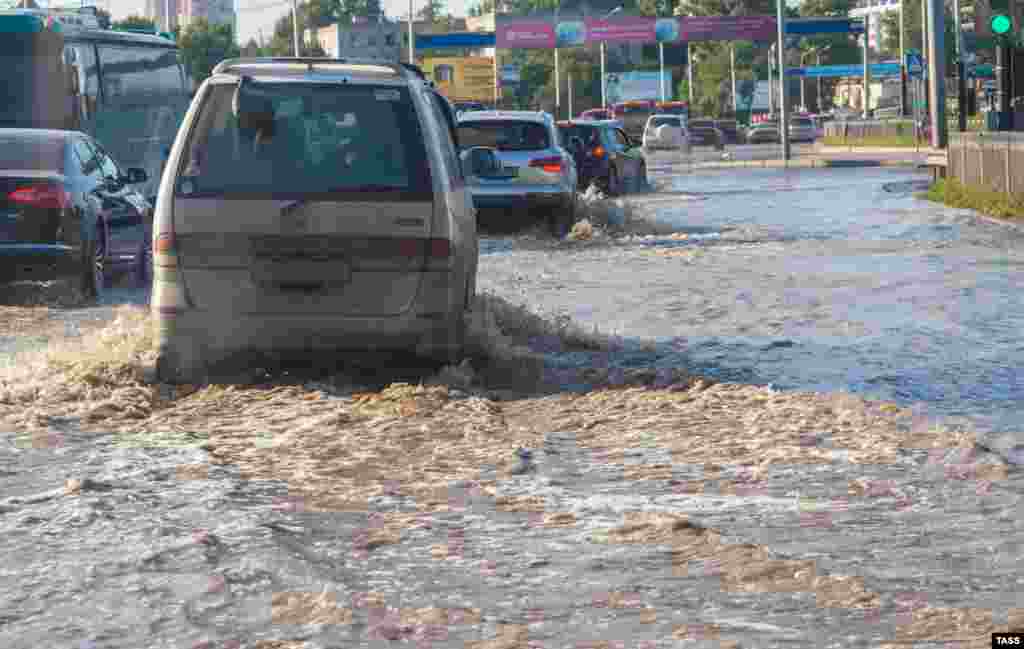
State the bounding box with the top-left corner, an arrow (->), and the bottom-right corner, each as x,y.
688,158 -> 922,171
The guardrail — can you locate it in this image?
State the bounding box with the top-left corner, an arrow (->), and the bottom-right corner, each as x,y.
824,119 -> 917,140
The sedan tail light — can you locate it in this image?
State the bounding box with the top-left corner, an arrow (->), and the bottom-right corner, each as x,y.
529,156 -> 564,174
7,183 -> 71,209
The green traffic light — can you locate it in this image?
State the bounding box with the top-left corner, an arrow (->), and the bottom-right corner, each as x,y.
992,14 -> 1012,34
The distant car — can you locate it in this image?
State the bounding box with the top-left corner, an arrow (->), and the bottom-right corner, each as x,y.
746,121 -> 780,144
655,101 -> 690,117
579,108 -> 613,121
558,119 -> 647,196
642,114 -> 690,153
687,119 -> 724,147
457,110 -> 578,235
715,119 -> 740,144
788,116 -> 817,143
0,128 -> 153,298
152,58 -> 481,382
454,101 -> 487,116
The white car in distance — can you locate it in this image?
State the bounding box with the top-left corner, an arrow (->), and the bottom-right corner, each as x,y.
642,114 -> 691,154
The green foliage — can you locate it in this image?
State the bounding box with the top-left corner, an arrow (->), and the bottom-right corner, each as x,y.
112,15 -> 155,31
177,18 -> 241,85
879,0 -> 956,70
266,0 -> 374,56
925,177 -> 1024,219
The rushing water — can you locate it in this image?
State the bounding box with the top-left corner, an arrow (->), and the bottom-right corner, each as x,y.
480,166 -> 1024,436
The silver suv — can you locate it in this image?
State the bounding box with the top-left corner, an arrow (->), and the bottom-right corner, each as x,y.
456,110 -> 577,236
151,58 -> 486,383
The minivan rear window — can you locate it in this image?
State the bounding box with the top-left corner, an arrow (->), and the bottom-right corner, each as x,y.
176,82 -> 432,199
457,120 -> 550,151
649,116 -> 680,128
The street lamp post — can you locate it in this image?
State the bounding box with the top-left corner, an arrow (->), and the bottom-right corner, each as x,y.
292,0 -> 301,57
768,42 -> 775,115
776,0 -> 790,161
407,0 -> 415,64
599,6 -> 622,110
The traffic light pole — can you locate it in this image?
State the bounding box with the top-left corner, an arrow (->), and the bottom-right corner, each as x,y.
926,0 -> 947,147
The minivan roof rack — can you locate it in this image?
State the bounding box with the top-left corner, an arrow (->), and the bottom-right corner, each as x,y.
212,57 -> 423,79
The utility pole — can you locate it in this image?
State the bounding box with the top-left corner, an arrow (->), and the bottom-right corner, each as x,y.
816,50 -> 823,112
292,0 -> 301,57
687,42 -> 695,109
952,0 -> 966,131
768,43 -> 775,115
776,0 -> 790,160
921,0 -> 928,123
660,42 -> 666,103
554,49 -> 560,119
926,0 -> 946,147
731,43 -> 737,114
899,0 -> 907,117
568,69 -> 574,116
862,14 -> 871,119
600,42 -> 607,108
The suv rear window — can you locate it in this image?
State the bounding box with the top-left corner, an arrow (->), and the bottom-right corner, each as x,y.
457,120 -> 550,151
176,82 -> 432,199
689,120 -> 714,129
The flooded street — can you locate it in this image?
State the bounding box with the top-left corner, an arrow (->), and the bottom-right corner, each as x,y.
3,162 -> 1024,649
481,164 -> 1024,435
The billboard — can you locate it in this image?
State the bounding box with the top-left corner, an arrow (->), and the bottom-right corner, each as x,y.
421,56 -> 496,103
604,71 -> 674,103
495,14 -> 777,48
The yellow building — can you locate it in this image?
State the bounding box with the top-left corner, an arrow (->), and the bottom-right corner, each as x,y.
421,56 -> 496,104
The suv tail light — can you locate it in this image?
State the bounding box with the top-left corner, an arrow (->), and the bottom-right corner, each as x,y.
7,183 -> 71,209
529,156 -> 563,174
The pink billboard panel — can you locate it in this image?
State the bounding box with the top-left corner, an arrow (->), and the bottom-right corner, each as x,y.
495,17 -> 557,49
586,16 -> 657,43
678,15 -> 777,42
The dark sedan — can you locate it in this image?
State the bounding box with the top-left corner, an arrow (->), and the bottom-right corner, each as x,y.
687,119 -> 724,148
557,120 -> 647,196
0,129 -> 152,299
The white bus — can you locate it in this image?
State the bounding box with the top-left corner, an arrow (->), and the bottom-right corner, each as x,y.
0,6 -> 189,197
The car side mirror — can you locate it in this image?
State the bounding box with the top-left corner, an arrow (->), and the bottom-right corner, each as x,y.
123,167 -> 148,184
461,146 -> 501,178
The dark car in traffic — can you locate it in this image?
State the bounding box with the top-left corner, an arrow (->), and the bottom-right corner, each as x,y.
0,129 -> 153,298
715,119 -> 740,144
687,118 -> 724,147
557,119 -> 647,195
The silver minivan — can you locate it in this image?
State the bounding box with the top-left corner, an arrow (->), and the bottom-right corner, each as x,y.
151,58 -> 491,383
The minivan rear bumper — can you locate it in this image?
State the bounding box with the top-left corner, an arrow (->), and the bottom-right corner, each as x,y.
155,309 -> 464,380
0,244 -> 78,283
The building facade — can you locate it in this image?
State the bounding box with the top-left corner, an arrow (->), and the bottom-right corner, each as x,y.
177,0 -> 236,30
145,0 -> 180,31
313,18 -> 403,60
850,0 -> 899,51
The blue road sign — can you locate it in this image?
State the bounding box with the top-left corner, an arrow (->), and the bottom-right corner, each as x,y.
906,52 -> 924,78
784,18 -> 865,35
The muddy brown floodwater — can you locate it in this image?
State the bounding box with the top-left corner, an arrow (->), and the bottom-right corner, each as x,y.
2,174 -> 1023,649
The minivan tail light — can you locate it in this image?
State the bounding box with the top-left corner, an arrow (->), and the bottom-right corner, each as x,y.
8,183 -> 70,209
529,156 -> 563,174
154,233 -> 176,254
428,238 -> 451,259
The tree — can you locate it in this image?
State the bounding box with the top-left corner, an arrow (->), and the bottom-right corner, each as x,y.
241,38 -> 264,57
880,2 -> 957,70
113,15 -> 157,31
178,19 -> 241,85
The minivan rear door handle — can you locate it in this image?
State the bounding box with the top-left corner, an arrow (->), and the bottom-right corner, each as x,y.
394,217 -> 424,227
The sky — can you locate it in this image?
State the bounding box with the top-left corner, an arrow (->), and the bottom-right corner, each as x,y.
101,0 -> 472,45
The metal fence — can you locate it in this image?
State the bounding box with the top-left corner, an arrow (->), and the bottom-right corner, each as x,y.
948,132 -> 1024,195
823,119 -> 917,140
